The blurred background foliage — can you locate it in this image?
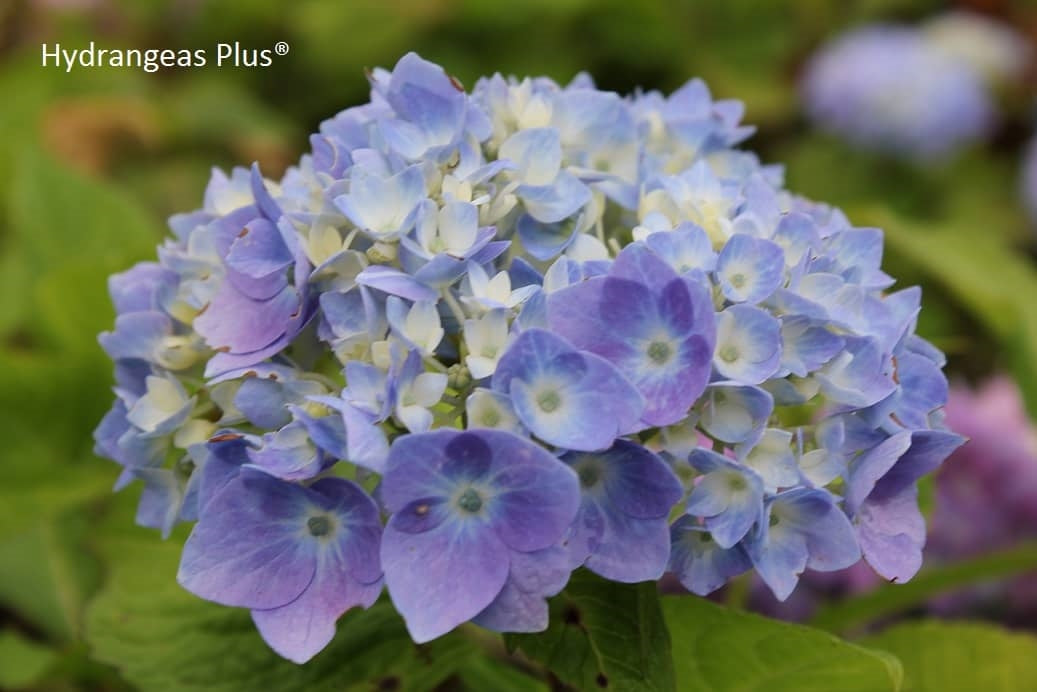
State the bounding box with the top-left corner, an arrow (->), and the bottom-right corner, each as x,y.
2,0 -> 1037,689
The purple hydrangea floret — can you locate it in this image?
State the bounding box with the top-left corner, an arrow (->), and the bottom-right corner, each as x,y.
380,429 -> 578,642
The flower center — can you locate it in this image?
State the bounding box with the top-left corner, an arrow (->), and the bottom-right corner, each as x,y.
537,390 -> 561,413
481,409 -> 501,427
647,340 -> 672,365
769,513 -> 781,527
727,475 -> 747,492
307,515 -> 332,537
719,345 -> 739,363
578,462 -> 602,489
457,488 -> 483,513
176,457 -> 196,476
729,273 -> 747,289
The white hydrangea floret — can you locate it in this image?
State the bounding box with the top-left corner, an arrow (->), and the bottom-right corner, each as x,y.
464,309 -> 510,380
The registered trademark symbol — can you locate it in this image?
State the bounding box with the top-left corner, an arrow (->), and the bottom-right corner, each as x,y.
275,41 -> 290,56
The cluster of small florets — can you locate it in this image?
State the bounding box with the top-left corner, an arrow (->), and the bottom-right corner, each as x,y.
95,53 -> 962,663
753,376 -> 1037,623
802,13 -> 1028,160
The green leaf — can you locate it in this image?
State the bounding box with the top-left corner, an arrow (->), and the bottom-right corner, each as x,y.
662,595 -> 903,691
455,655 -> 549,692
506,570 -> 675,691
809,543 -> 1037,633
33,261 -> 116,355
0,349 -> 114,460
0,511 -> 102,642
3,148 -> 162,361
861,621 -> 1037,691
85,511 -> 477,692
867,209 -> 1035,339
8,149 -> 160,275
0,630 -> 59,689
779,136 -> 946,218
162,76 -> 296,144
0,463 -> 112,538
0,249 -> 32,334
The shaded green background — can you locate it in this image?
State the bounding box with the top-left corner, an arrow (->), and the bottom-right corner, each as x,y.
2,0 -> 1037,689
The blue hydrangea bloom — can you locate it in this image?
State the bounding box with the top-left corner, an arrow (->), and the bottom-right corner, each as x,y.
547,243 -> 715,427
698,383 -> 774,444
669,517 -> 752,596
845,430 -> 964,582
247,420 -> 333,481
715,234 -> 785,304
379,429 -> 579,642
95,52 -> 963,660
686,448 -> 764,548
177,468 -> 383,663
747,488 -> 861,600
713,305 -> 782,385
469,544 -> 573,633
492,329 -> 643,451
561,440 -> 683,582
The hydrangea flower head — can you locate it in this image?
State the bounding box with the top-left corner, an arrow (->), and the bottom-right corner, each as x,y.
95,52 -> 962,661
802,25 -> 995,159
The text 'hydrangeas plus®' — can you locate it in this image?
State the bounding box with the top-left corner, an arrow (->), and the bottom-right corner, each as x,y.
95,52 -> 964,662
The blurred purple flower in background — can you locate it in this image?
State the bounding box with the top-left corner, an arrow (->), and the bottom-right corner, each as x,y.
1022,137 -> 1037,229
802,25 -> 995,160
928,377 -> 1037,624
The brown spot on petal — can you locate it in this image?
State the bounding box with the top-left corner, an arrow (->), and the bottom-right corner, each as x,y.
448,74 -> 465,92
268,373 -> 279,381
209,432 -> 243,443
196,303 -> 210,317
237,227 -> 249,238
243,370 -> 258,379
215,346 -> 231,353
415,503 -> 429,516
